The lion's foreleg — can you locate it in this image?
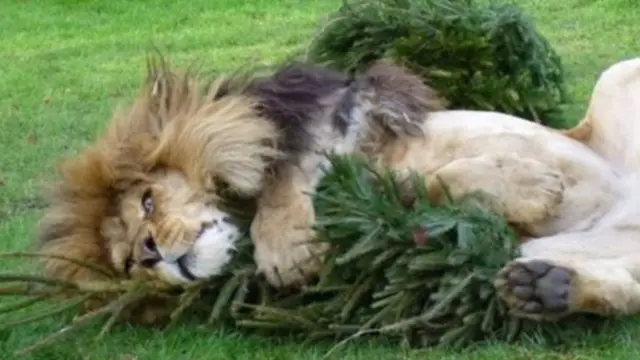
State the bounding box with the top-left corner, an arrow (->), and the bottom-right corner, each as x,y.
250,162 -> 329,288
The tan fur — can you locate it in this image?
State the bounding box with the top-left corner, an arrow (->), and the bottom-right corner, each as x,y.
251,164 -> 325,286
562,57 -> 640,171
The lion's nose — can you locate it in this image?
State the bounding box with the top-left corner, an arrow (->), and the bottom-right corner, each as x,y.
139,235 -> 162,268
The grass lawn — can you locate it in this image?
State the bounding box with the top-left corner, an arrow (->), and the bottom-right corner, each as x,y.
1,0 -> 639,359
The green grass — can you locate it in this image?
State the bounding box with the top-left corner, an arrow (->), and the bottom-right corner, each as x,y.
1,0 -> 639,359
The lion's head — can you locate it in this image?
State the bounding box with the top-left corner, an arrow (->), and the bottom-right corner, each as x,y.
36,60 -> 282,286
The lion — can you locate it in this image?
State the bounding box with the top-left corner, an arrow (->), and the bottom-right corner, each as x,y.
34,57 -> 445,322
37,50 -> 640,325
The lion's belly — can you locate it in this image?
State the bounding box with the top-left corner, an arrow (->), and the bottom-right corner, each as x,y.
391,110 -> 627,236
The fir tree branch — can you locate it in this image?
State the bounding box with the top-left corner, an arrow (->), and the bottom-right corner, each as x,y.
0,251 -> 117,278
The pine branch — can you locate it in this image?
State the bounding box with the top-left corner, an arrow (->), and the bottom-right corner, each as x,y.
1,155 -> 606,354
0,252 -> 117,278
305,0 -> 568,125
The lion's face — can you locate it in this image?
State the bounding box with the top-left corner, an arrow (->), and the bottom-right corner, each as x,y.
102,169 -> 241,285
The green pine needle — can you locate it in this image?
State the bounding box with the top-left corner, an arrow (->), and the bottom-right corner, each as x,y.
305,0 -> 568,125
0,157 -> 607,355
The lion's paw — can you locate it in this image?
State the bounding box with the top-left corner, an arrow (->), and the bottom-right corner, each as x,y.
494,259 -> 576,321
495,155 -> 565,224
254,238 -> 328,289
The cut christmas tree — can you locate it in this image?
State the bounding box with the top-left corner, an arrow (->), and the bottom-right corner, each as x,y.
0,155 -> 605,355
306,0 -> 569,125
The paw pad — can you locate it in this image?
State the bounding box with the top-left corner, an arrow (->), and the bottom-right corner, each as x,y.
497,260 -> 574,319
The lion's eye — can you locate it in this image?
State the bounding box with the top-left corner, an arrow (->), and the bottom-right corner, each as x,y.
141,189 -> 154,214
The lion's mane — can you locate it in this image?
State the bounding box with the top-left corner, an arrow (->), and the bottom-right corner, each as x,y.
36,60 -> 284,282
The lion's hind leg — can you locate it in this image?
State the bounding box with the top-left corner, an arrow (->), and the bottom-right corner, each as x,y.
567,58 -> 640,171
425,153 -> 565,227
495,231 -> 640,321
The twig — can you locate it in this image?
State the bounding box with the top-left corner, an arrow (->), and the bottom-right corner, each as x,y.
0,252 -> 117,278
234,319 -> 292,330
234,303 -> 323,330
526,102 -> 541,123
97,287 -> 150,339
375,273 -> 475,333
168,284 -> 204,327
16,287 -> 149,355
207,273 -> 243,325
0,295 -> 47,314
321,272 -> 476,359
0,276 -> 174,297
0,274 -> 85,288
0,294 -> 92,332
304,13 -> 350,61
300,284 -> 352,294
0,284 -> 67,297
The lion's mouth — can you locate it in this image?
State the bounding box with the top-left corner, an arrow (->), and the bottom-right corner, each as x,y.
176,255 -> 197,281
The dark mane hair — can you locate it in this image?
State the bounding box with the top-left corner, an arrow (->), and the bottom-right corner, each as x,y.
217,59 -> 447,163
247,63 -> 352,154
